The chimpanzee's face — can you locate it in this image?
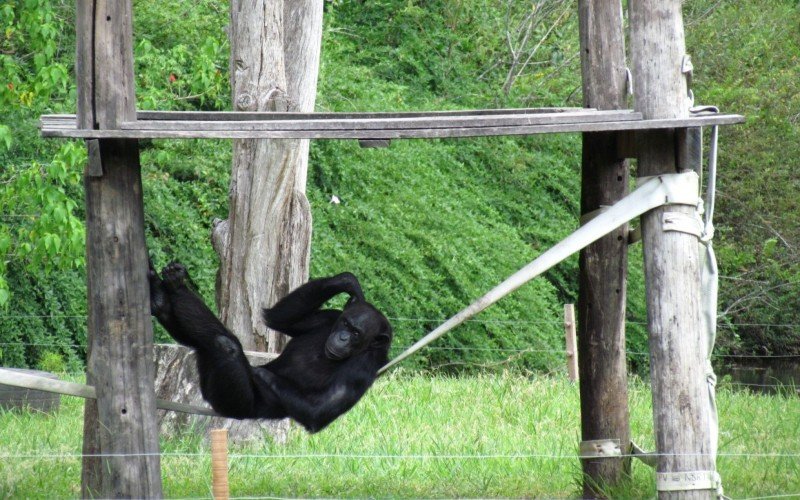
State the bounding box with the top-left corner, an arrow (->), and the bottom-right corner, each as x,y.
325,301 -> 392,360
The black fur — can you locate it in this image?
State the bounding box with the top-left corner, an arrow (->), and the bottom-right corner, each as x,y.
149,262 -> 392,433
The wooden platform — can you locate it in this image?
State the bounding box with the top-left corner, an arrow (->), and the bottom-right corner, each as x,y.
40,108 -> 744,140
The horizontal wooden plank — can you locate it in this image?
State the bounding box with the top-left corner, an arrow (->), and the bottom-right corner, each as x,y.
40,113 -> 744,140
0,367 -> 217,416
117,109 -> 640,132
41,109 -> 629,131
138,107 -> 585,121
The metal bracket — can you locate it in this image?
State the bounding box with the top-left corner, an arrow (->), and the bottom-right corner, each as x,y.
579,439 -> 622,459
682,54 -> 694,106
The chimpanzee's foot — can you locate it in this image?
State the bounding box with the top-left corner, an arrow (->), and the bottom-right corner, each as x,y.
148,263 -> 170,317
162,262 -> 189,292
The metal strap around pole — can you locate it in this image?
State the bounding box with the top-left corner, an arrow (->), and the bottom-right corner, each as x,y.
379,172 -> 700,374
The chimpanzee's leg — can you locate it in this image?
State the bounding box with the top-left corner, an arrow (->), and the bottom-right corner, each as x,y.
151,262 -> 259,418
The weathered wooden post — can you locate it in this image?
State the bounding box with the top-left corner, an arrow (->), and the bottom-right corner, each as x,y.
630,1 -> 716,498
77,1 -> 162,497
564,304 -> 578,383
577,0 -> 631,496
211,429 -> 230,500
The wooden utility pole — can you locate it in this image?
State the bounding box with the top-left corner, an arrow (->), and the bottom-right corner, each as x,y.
77,1 -> 162,497
577,0 -> 631,496
630,1 -> 716,499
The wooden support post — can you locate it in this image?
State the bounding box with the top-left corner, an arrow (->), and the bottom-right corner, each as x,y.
577,0 -> 631,496
211,429 -> 230,500
630,1 -> 716,499
564,304 -> 579,382
77,2 -> 162,497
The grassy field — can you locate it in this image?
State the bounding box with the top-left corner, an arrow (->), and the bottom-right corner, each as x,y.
0,373 -> 797,498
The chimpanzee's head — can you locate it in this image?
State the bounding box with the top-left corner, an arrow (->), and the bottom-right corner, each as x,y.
325,299 -> 392,360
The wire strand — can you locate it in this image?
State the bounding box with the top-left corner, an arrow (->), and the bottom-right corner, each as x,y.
1,451 -> 800,460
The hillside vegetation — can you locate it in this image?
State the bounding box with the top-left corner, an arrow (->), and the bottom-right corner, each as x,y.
1,0 -> 798,373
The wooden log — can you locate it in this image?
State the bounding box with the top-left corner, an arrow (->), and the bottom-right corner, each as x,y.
630,1 -> 716,499
577,1 -> 632,496
77,2 -> 162,497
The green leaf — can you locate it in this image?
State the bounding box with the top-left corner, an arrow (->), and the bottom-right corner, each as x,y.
762,238 -> 778,259
0,125 -> 11,151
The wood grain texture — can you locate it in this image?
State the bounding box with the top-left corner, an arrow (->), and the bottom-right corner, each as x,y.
114,109 -> 636,130
630,1 -> 716,498
77,2 -> 162,497
39,113 -> 744,140
577,1 -> 632,496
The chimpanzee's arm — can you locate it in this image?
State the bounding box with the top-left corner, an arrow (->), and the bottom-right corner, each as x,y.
255,360 -> 377,433
263,273 -> 364,336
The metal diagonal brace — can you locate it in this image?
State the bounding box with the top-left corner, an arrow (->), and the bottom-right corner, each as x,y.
0,367 -> 218,416
379,172 -> 700,375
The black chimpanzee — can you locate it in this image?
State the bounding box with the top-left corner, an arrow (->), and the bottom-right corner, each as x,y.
148,262 -> 393,433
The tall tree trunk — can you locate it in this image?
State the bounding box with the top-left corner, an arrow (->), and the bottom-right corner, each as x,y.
155,0 -> 323,442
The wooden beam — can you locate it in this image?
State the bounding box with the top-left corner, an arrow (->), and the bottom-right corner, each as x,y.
0,368 -> 217,416
630,1 -> 717,499
77,2 -> 162,497
39,113 -> 744,140
577,1 -> 632,496
137,107 -> 585,120
116,109 -> 638,131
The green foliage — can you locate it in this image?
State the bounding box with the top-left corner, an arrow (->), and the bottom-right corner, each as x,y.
35,350 -> 66,373
307,137 -> 576,371
0,142 -> 86,308
685,0 -> 800,355
0,264 -> 85,371
2,0 -> 799,371
133,0 -> 230,110
322,0 -> 580,108
0,0 -> 72,109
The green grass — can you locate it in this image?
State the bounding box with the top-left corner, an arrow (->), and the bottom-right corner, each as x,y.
0,373 -> 797,498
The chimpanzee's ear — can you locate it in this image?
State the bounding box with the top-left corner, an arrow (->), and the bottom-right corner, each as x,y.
372,320 -> 393,349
